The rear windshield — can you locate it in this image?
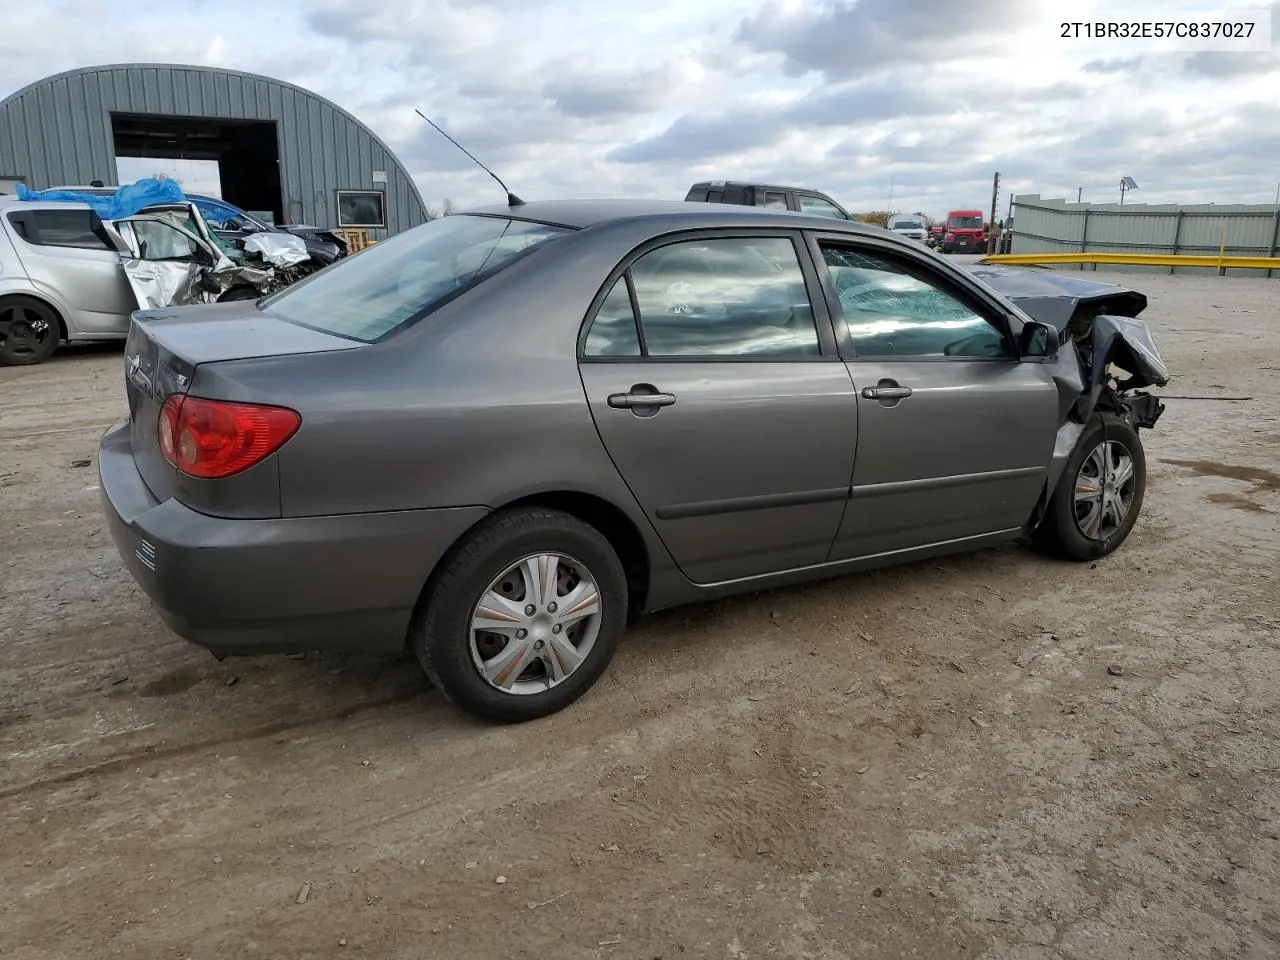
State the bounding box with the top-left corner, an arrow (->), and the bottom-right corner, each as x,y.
948,215 -> 984,229
259,214 -> 571,342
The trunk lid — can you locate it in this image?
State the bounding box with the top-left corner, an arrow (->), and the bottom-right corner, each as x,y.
123,300 -> 362,501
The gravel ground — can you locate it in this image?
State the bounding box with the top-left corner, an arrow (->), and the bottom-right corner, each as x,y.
1,270 -> 1278,960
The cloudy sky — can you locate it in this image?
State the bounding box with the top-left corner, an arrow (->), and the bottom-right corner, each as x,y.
5,0 -> 1279,217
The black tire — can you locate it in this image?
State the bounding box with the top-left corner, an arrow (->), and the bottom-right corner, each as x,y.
1033,413 -> 1147,561
410,507 -> 628,723
217,286 -> 261,303
0,295 -> 61,365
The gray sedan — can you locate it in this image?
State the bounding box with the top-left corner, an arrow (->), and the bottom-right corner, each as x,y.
99,200 -> 1167,722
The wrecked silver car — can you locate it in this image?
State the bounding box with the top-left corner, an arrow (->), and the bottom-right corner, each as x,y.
0,193 -> 323,365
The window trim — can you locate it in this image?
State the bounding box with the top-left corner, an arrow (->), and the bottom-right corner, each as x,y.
335,189 -> 387,228
806,232 -> 1021,363
577,228 -> 840,364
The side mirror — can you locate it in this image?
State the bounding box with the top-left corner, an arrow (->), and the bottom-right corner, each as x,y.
1018,320 -> 1059,361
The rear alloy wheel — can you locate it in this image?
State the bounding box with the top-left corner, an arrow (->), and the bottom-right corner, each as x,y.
411,508 -> 628,722
1033,413 -> 1147,561
469,554 -> 603,694
0,296 -> 60,365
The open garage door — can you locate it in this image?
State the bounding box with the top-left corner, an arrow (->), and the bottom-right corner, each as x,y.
111,113 -> 283,224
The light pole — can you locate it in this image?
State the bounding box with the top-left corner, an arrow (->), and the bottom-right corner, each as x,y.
1077,186 -> 1083,203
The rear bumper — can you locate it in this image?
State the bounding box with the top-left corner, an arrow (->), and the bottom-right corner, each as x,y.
98,419 -> 490,656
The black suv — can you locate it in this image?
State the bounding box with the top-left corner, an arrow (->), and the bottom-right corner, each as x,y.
685,181 -> 851,220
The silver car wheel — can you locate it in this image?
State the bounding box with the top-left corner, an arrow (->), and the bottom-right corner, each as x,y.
469,553 -> 603,695
1073,440 -> 1137,540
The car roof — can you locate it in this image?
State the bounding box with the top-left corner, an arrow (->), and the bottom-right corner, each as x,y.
460,198 -> 880,234
0,195 -> 105,212
688,180 -> 833,194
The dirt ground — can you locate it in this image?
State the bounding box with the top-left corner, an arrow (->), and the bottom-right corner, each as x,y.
2,269 -> 1278,960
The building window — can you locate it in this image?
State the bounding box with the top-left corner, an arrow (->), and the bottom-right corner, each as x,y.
336,190 -> 386,228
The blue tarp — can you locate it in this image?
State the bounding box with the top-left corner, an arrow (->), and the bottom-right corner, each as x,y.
15,177 -> 187,220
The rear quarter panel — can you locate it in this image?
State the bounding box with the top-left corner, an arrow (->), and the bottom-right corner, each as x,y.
198,223 -> 683,577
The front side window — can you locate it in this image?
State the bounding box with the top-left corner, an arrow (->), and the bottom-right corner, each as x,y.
118,219 -> 202,261
820,245 -> 1010,359
607,237 -> 819,358
799,195 -> 845,219
261,214 -> 570,342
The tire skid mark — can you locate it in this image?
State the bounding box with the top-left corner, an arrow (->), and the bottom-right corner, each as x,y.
0,686 -> 426,801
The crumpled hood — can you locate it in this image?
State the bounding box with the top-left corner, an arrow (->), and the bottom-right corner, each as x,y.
960,263 -> 1148,332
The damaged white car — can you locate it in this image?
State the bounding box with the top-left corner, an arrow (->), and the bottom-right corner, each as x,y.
0,196 -> 318,365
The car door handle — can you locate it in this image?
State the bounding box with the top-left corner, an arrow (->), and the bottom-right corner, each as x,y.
861,385 -> 913,400
608,389 -> 676,409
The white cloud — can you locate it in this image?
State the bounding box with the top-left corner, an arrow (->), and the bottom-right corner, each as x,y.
1,0 -> 1278,218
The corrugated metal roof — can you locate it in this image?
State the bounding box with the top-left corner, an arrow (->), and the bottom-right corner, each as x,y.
0,63 -> 427,238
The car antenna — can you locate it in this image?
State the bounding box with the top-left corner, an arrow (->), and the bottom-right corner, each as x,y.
414,109 -> 524,206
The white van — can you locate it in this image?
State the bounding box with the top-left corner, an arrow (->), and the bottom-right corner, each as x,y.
888,214 -> 928,242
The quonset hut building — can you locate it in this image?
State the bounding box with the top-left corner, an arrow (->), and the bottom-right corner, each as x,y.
0,63 -> 429,239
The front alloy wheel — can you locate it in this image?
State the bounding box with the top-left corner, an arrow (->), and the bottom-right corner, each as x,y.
1032,413 -> 1148,562
1073,441 -> 1137,540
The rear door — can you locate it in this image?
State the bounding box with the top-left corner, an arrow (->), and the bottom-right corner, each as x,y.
4,207 -> 134,333
578,231 -> 857,584
809,235 -> 1060,560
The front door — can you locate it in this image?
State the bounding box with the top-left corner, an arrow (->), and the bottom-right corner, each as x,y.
811,239 -> 1060,560
578,233 -> 857,584
108,215 -> 216,310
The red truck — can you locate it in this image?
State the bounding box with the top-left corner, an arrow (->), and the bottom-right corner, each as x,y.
942,209 -> 986,253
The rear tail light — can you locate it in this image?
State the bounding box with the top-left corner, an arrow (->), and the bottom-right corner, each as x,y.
159,395 -> 301,479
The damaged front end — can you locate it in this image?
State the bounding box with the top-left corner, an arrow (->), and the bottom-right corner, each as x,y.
102,203 -> 307,312
964,263 -> 1169,506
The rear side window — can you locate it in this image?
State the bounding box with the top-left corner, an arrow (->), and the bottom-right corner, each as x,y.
6,209 -> 112,250
259,215 -> 571,343
583,278 -> 641,357
798,194 -> 845,219
763,192 -> 789,210
583,237 -> 819,359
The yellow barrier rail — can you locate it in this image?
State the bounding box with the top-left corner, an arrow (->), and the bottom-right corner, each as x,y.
980,251 -> 1280,271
